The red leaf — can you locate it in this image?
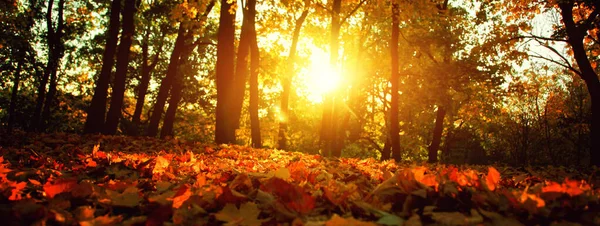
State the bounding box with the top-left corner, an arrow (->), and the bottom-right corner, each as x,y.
44,178 -> 78,198
261,177 -> 315,214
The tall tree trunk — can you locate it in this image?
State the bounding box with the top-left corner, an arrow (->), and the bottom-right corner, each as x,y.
84,0 -> 121,134
559,2 -> 600,166
160,42 -> 196,138
215,0 -> 237,144
428,106 -> 446,163
320,0 -> 342,156
132,30 -> 162,133
159,1 -> 215,138
248,0 -> 261,148
389,0 -> 402,162
36,0 -> 65,131
105,0 -> 137,135
7,59 -> 23,132
278,10 -> 309,150
230,1 -> 253,135
146,24 -> 186,137
160,67 -> 185,139
41,65 -> 58,131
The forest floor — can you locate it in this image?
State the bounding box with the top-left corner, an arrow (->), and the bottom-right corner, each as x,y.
0,132 -> 599,225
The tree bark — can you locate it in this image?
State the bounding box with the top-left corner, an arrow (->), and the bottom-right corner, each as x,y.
248,0 -> 261,148
146,24 -> 186,137
131,29 -> 162,132
559,2 -> 600,166
84,0 -> 121,134
278,10 -> 309,150
104,0 -> 137,134
7,59 -> 23,132
160,41 -> 197,138
160,65 -> 185,139
389,1 -> 402,162
230,5 -> 252,135
35,0 -> 65,131
428,106 -> 446,163
320,0 -> 342,156
215,0 -> 237,144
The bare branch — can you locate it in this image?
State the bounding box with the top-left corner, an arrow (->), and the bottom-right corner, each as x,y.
315,2 -> 332,14
532,38 -> 573,68
340,0 -> 367,26
528,54 -> 581,76
506,35 -> 567,43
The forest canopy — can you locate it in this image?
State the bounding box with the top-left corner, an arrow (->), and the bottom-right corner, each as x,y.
1,0 -> 600,167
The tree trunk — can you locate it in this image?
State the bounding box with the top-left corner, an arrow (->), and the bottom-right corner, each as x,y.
131,29 -> 161,132
41,65 -> 58,131
36,0 -> 65,131
248,0 -> 261,148
381,138 -> 391,160
7,59 -> 23,132
146,24 -> 186,137
84,0 -> 121,134
231,8 -> 252,136
105,0 -> 137,135
160,42 -> 197,138
278,10 -> 309,150
428,106 -> 446,163
160,68 -> 184,139
320,0 -> 342,156
389,1 -> 402,162
215,0 -> 237,144
559,2 -> 600,166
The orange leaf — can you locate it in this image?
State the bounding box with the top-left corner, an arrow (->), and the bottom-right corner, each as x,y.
44,178 -> 78,198
486,167 -> 501,191
172,185 -> 192,209
9,181 -> 27,200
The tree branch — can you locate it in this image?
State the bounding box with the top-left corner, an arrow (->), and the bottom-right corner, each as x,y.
340,0 -> 367,25
506,34 -> 567,43
315,2 -> 332,14
528,54 -> 581,76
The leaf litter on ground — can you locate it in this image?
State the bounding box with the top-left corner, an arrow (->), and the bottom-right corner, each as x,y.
0,131 -> 599,225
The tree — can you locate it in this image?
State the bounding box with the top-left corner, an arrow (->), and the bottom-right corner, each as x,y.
215,0 -> 237,144
131,28 -> 164,133
146,24 -> 186,137
499,0 -> 600,165
278,7 -> 309,150
318,0 -> 367,157
33,0 -> 66,131
84,0 -> 121,134
105,0 -> 138,134
557,1 -> 600,166
247,0 -> 261,148
148,0 -> 215,137
388,0 -> 401,162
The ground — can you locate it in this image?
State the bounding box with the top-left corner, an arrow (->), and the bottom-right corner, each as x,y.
0,131 -> 599,225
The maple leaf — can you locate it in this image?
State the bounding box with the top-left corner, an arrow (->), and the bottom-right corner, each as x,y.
172,184 -> 192,208
9,181 -> 27,200
214,202 -> 267,226
79,215 -> 123,226
260,177 -> 315,214
486,167 -> 501,191
105,186 -> 143,207
325,214 -> 377,226
152,156 -> 171,175
44,178 -> 78,198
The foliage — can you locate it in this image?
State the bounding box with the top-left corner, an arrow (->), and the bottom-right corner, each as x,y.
1,132 -> 600,225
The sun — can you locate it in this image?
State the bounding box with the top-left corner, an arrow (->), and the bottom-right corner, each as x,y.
300,46 -> 341,104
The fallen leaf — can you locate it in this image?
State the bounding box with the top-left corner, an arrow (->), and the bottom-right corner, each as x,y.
214,202 -> 267,226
